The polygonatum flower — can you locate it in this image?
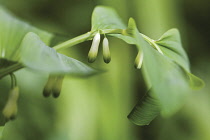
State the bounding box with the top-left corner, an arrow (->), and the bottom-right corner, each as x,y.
134,50 -> 143,69
102,37 -> 111,63
88,32 -> 101,63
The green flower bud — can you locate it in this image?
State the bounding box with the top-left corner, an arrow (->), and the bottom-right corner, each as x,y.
102,37 -> 111,64
43,76 -> 56,97
134,50 -> 144,69
52,76 -> 64,98
3,86 -> 19,120
88,33 -> 100,63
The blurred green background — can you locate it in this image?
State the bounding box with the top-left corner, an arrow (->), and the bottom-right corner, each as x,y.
0,0 -> 210,140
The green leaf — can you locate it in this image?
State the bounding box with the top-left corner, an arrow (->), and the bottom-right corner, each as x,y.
128,90 -> 160,126
0,6 -> 53,62
20,32 -> 98,76
91,6 -> 126,31
154,29 -> 204,90
107,18 -> 204,124
179,66 -> 205,90
130,18 -> 191,117
155,28 -> 190,71
187,72 -> 205,90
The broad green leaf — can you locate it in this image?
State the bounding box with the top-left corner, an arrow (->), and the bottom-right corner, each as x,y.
128,90 -> 160,125
155,30 -> 204,89
179,66 -> 205,90
155,28 -> 190,71
130,18 -> 190,117
117,18 -> 197,124
106,17 -> 204,124
91,6 -> 126,31
0,6 -> 53,62
20,32 -> 97,76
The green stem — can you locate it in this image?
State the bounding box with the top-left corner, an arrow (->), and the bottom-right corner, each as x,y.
53,29 -> 123,51
53,32 -> 94,51
0,29 -> 124,79
140,33 -> 163,54
0,63 -> 23,79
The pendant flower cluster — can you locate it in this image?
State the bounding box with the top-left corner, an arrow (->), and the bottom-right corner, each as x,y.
88,32 -> 111,64
88,32 -> 143,69
43,75 -> 64,98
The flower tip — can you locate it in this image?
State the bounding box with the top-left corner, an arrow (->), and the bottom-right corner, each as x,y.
88,53 -> 97,63
52,91 -> 60,98
87,32 -> 101,63
52,76 -> 64,98
43,89 -> 52,97
102,37 -> 111,64
134,51 -> 143,69
104,57 -> 111,64
43,76 -> 56,97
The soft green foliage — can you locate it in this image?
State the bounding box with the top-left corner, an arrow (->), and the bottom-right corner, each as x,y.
90,6 -> 204,125
0,5 -> 98,79
0,4 -> 205,129
91,6 -> 125,31
126,18 -> 204,123
0,126 -> 3,139
128,90 -> 160,125
155,29 -> 190,71
130,18 -> 190,116
0,6 -> 53,61
20,32 -> 97,76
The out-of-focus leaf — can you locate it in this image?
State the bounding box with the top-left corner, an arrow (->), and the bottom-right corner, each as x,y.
91,6 -> 126,31
128,90 -> 160,125
0,126 -> 3,139
0,6 -> 53,62
181,67 -> 205,90
20,32 -> 98,76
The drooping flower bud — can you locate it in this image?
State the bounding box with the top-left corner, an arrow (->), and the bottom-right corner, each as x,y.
43,76 -> 56,97
102,37 -> 111,64
134,50 -> 144,69
52,76 -> 64,98
88,33 -> 100,63
3,86 -> 19,120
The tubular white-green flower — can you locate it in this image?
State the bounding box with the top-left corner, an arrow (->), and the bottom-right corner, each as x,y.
43,76 -> 56,97
2,86 -> 19,120
52,76 -> 64,98
88,32 -> 101,63
134,50 -> 144,69
102,37 -> 111,63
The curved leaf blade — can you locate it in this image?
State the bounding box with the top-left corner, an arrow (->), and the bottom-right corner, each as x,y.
128,90 -> 160,126
155,28 -> 190,71
91,6 -> 126,31
130,19 -> 190,116
0,6 -> 53,62
155,29 -> 204,89
20,32 -> 98,76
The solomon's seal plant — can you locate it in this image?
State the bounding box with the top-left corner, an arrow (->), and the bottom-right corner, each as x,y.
0,5 -> 205,130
